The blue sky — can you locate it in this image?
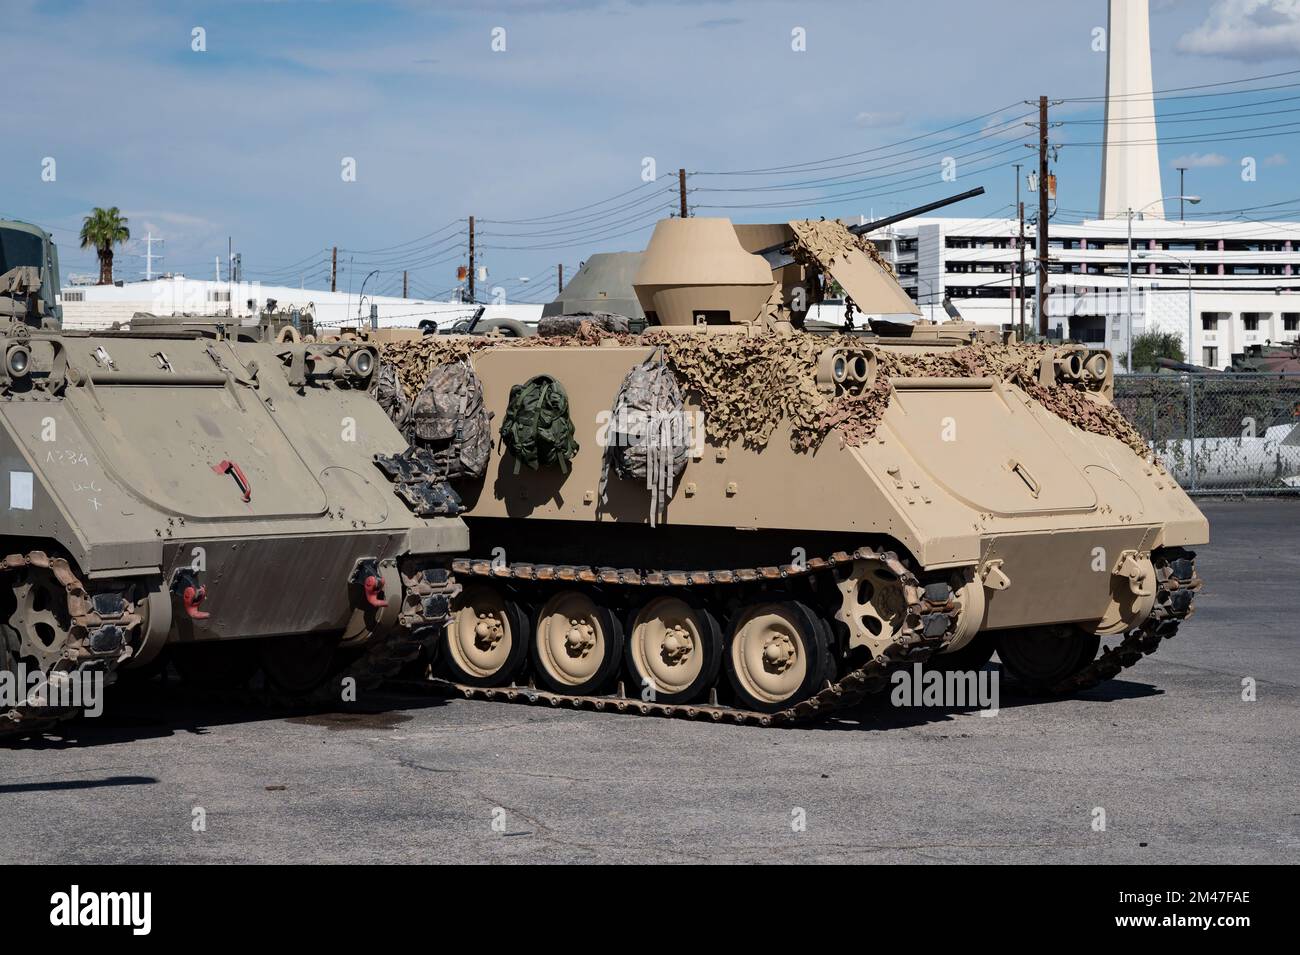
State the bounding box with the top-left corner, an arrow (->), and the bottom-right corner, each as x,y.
6,0 -> 1300,301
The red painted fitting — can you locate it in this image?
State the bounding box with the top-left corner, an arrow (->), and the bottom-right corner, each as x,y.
183,584 -> 211,620
363,574 -> 387,608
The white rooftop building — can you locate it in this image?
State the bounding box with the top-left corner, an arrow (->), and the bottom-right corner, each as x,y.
57,276 -> 542,332
866,215 -> 1300,369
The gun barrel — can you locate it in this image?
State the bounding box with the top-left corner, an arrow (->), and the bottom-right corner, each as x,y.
1156,357 -> 1208,374
849,186 -> 986,236
753,186 -> 985,262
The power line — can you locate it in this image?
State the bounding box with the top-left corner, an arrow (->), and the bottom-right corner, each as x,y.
1061,99 -> 1300,126
479,186 -> 677,237
696,149 -> 1030,211
694,101 -> 1027,176
1061,67 -> 1300,103
1062,118 -> 1300,148
694,132 -> 1032,196
337,217 -> 462,255
480,206 -> 674,251
479,178 -> 671,226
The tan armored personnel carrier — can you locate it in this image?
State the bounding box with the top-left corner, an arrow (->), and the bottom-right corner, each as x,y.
0,221 -> 466,737
378,192 -> 1206,725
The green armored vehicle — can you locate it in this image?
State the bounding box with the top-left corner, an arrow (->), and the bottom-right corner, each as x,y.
0,220 -> 466,737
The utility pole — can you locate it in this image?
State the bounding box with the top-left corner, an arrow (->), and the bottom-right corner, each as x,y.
678,168 -> 688,218
1018,201 -> 1027,340
1176,166 -> 1188,221
558,263 -> 564,294
403,270 -> 408,298
1011,164 -> 1021,335
330,246 -> 338,292
227,236 -> 234,315
467,216 -> 476,303
1036,95 -> 1050,337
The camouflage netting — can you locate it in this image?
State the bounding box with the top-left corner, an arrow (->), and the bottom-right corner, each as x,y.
538,311 -> 630,337
788,219 -> 897,278
377,319 -> 629,398
378,329 -> 1150,459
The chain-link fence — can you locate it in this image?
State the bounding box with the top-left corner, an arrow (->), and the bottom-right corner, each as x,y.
1114,373 -> 1300,494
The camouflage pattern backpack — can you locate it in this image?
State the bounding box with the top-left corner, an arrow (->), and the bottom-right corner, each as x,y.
371,363 -> 412,436
409,360 -> 493,480
600,353 -> 692,525
499,374 -> 579,474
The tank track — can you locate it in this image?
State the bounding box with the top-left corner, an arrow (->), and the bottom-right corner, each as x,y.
435,545 -> 1201,727
0,551 -> 140,741
3,556 -> 460,734
440,546 -> 961,727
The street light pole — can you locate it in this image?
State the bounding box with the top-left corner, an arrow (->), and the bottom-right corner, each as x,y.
1127,206 -> 1134,373
357,269 -> 379,319
1125,195 -> 1201,372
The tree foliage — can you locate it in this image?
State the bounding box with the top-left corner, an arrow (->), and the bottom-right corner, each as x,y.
1118,331 -> 1185,371
79,207 -> 130,285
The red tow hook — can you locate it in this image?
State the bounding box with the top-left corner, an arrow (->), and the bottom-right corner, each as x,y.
363,574 -> 388,608
182,584 -> 211,620
171,569 -> 212,620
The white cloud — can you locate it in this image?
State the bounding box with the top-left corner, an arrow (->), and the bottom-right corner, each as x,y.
1263,152 -> 1290,165
1170,152 -> 1230,167
1177,0 -> 1300,60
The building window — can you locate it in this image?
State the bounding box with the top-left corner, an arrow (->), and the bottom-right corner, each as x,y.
62,291 -> 84,302
1243,315 -> 1259,332
1284,314 -> 1299,332
1203,347 -> 1218,367
1201,314 -> 1218,331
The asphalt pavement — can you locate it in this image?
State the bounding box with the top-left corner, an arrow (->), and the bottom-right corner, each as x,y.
3,499 -> 1297,864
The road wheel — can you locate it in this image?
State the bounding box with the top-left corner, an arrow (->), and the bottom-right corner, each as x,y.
531,590 -> 622,695
624,595 -> 722,704
996,626 -> 1100,694
441,584 -> 530,687
725,600 -> 829,713
260,633 -> 349,697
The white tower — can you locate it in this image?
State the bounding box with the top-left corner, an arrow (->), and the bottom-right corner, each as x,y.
1098,0 -> 1165,219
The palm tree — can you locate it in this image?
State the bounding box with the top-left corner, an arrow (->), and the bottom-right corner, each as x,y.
79,207 -> 130,285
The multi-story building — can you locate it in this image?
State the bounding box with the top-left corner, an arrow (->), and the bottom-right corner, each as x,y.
866,215 -> 1300,368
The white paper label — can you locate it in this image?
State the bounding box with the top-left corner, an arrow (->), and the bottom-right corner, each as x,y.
10,471 -> 33,510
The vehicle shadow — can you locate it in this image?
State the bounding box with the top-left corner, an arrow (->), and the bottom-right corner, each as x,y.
4,674 -> 451,750
4,664 -> 1162,744
0,774 -> 159,794
807,665 -> 1163,732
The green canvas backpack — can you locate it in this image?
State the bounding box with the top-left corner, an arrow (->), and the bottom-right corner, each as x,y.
499,374 -> 579,474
